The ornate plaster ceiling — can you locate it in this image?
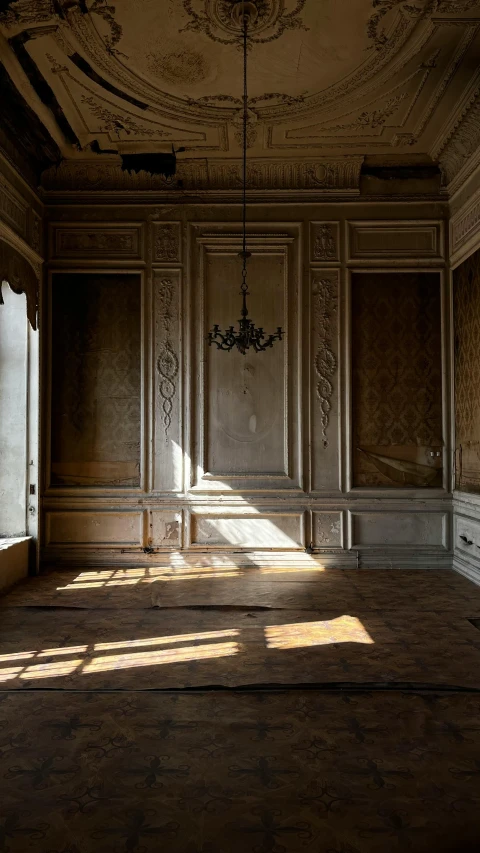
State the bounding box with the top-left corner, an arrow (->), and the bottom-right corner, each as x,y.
1,0 -> 480,189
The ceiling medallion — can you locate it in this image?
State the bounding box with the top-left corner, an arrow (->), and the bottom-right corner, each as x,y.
208,5 -> 283,355
181,0 -> 308,45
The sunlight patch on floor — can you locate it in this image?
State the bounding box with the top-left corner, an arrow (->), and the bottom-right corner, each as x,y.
82,642 -> 241,673
264,616 -> 374,649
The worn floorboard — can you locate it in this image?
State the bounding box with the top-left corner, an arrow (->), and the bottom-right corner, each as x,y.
0,568 -> 480,851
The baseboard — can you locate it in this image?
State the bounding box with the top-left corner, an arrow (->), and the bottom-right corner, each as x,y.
40,547 -> 452,571
0,537 -> 31,593
453,554 -> 480,586
453,491 -> 480,587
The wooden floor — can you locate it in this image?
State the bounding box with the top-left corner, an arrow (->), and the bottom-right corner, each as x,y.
1,567 -> 480,851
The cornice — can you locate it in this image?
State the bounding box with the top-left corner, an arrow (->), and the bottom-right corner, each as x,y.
40,156 -> 365,194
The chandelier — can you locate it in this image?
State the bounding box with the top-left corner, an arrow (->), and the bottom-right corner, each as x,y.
208,2 -> 284,355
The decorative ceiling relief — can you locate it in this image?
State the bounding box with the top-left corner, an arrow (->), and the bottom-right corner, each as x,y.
367,0 -> 479,50
0,0 -> 56,28
1,0 -> 480,189
181,0 -> 308,45
189,92 -> 305,147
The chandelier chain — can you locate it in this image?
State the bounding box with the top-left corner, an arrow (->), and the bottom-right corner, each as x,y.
207,1 -> 284,355
241,12 -> 248,294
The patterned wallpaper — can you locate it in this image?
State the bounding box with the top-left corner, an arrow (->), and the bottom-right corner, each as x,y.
454,249 -> 480,492
352,273 -> 443,488
50,274 -> 141,487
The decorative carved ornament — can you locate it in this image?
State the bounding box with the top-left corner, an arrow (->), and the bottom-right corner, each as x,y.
55,227 -> 138,257
366,0 -> 479,50
156,277 -> 179,436
451,192 -> 480,256
154,224 -> 181,263
0,239 -> 39,330
312,223 -> 338,262
438,93 -> 480,187
41,158 -> 364,193
181,0 -> 308,45
312,275 -> 338,449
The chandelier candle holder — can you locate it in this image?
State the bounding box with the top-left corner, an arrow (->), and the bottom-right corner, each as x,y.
208,1 -> 284,355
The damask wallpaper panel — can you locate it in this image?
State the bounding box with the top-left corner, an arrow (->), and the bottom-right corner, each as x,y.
454,249 -> 480,493
50,274 -> 141,487
352,272 -> 443,488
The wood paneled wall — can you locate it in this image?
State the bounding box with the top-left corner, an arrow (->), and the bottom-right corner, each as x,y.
42,203 -> 451,568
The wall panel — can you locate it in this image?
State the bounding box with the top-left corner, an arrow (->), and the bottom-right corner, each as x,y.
351,272 -> 443,488
50,273 -> 142,488
454,248 -> 480,492
45,511 -> 144,547
191,224 -> 301,493
190,510 -> 305,549
350,511 -> 447,548
42,206 -> 451,568
152,270 -> 183,492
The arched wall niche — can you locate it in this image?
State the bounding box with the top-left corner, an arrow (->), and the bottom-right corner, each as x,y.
0,236 -> 40,330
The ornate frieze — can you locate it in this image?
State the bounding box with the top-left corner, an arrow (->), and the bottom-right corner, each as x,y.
451,193 -> 480,256
312,275 -> 338,449
51,226 -> 142,259
41,157 -> 363,193
438,94 -> 480,187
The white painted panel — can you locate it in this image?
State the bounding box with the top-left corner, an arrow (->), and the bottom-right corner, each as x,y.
45,511 -> 144,547
311,270 -> 340,491
0,285 -> 27,536
455,513 -> 480,556
313,512 -> 343,548
191,512 -> 305,549
348,221 -> 443,260
351,512 -> 446,548
206,250 -> 287,477
149,510 -> 183,548
153,270 -> 183,492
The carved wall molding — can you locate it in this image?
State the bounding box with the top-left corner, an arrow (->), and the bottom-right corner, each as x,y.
438,91 -> 480,188
0,174 -> 28,240
347,220 -> 444,262
311,222 -> 339,263
450,185 -> 480,265
50,224 -> 143,260
0,237 -> 39,329
155,276 -> 179,436
153,223 -> 182,264
41,157 -> 364,193
29,210 -> 42,255
312,274 -> 338,449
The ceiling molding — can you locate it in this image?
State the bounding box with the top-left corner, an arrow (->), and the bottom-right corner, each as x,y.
40,156 -> 365,193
